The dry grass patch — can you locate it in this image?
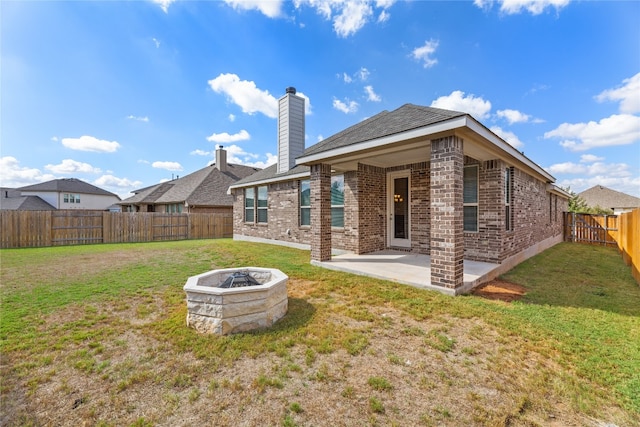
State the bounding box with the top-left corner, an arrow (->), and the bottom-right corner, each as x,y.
1,240 -> 638,426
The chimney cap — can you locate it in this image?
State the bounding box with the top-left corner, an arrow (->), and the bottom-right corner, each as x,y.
285,87 -> 297,95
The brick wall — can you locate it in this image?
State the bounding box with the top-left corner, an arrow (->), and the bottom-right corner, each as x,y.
233,157 -> 566,265
356,164 -> 386,254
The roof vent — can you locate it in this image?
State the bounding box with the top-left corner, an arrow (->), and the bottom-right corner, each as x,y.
286,87 -> 296,95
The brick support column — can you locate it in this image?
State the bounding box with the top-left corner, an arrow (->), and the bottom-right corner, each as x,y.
311,163 -> 332,261
430,136 -> 464,290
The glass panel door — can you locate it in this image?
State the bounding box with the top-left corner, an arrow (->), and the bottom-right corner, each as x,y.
388,171 -> 411,248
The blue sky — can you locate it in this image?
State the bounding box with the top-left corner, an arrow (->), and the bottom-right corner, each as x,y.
2,0 -> 639,199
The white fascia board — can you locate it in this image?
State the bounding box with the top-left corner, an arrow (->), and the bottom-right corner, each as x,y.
227,171 -> 311,193
295,116 -> 468,165
547,184 -> 572,199
464,117 -> 556,183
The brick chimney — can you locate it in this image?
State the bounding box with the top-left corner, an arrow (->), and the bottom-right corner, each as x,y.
277,87 -> 305,174
215,145 -> 227,172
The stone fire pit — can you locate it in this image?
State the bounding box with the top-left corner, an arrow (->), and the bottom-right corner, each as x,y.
183,267 -> 288,335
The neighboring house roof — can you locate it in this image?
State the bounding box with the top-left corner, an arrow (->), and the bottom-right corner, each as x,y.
18,178 -> 120,199
0,195 -> 56,211
121,163 -> 260,207
578,185 -> 640,210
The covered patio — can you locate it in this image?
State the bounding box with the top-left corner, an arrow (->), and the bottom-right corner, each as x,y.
311,250 -> 500,296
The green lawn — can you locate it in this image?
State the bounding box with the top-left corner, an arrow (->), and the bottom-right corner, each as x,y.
1,240 -> 638,426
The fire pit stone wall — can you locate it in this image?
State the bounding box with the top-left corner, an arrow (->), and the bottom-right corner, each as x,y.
183,267 -> 288,335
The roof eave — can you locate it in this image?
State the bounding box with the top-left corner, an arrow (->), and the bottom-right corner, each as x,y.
296,116 -> 468,165
228,171 -> 311,193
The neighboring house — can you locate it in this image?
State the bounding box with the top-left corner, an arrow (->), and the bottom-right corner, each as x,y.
10,179 -> 120,210
119,147 -> 260,214
1,187 -> 56,211
230,87 -> 570,294
578,185 -> 640,215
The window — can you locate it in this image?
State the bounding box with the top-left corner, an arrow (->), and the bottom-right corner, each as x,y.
300,180 -> 311,226
463,166 -> 478,232
505,168 -> 513,231
165,204 -> 183,213
257,186 -> 268,223
63,193 -> 80,204
331,175 -> 344,228
245,188 -> 255,222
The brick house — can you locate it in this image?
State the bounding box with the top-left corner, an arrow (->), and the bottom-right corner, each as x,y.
120,147 -> 260,214
230,88 -> 569,294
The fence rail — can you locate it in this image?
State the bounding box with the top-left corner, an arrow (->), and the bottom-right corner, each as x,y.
0,210 -> 233,249
565,210 -> 639,284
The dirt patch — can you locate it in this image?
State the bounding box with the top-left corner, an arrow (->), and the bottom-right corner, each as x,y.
473,280 -> 527,302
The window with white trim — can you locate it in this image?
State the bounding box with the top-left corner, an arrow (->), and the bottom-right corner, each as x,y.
64,193 -> 81,203
257,186 -> 268,223
463,165 -> 478,232
300,180 -> 311,226
245,188 -> 255,223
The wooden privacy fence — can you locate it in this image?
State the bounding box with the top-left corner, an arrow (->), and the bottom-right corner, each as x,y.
564,212 -> 618,246
0,210 -> 233,249
565,210 -> 640,284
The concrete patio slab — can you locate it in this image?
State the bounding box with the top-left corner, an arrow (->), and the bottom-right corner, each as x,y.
311,250 -> 500,296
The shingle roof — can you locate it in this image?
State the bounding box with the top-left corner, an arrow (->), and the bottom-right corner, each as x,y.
303,104 -> 466,156
578,185 -> 640,210
231,104 -> 466,188
120,163 -> 260,207
18,178 -> 119,198
0,195 -> 56,211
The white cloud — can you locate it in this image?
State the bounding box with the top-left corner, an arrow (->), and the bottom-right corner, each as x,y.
294,0 -> 394,37
490,126 -> 524,149
223,0 -> 283,18
333,1 -> 373,37
93,174 -> 143,189
547,161 -> 632,177
595,72 -> 640,114
51,136 -> 59,142
431,90 -> 492,119
580,154 -> 604,163
496,109 -> 530,124
208,73 -> 278,118
377,10 -> 390,23
474,0 -> 570,15
152,37 -> 161,48
127,115 -> 149,122
152,161 -> 183,172
206,129 -> 250,143
45,159 -> 102,175
190,149 -> 211,156
544,114 -> 640,152
333,98 -> 359,114
356,67 -> 370,81
557,176 -> 640,198
223,144 -> 277,169
228,114 -> 236,122
341,67 -> 370,83
61,135 -> 121,153
296,91 -> 314,115
412,39 -> 439,68
364,85 -> 381,102
0,156 -> 56,188
152,0 -> 175,13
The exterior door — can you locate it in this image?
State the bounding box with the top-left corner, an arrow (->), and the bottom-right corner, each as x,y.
387,170 -> 411,248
